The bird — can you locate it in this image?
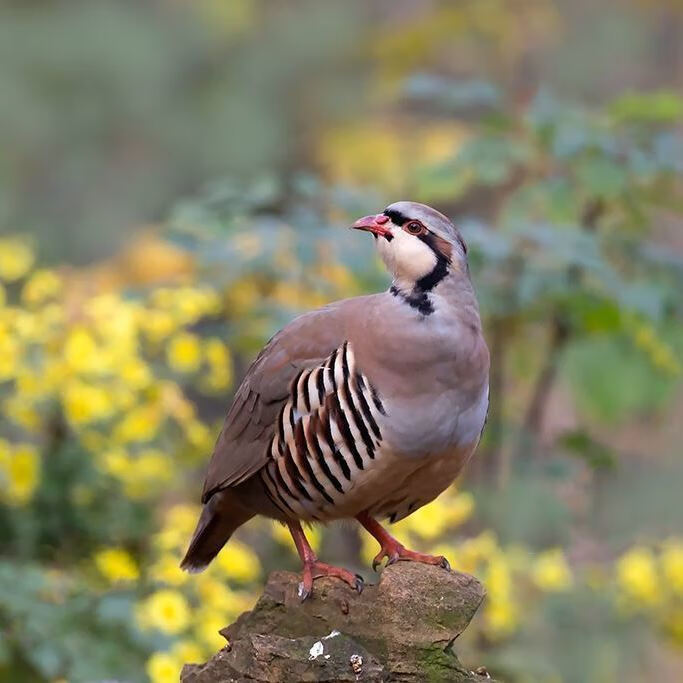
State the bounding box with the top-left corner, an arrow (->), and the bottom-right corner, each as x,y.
181,201 -> 490,600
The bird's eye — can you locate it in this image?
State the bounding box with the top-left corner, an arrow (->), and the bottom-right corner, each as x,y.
404,221 -> 425,235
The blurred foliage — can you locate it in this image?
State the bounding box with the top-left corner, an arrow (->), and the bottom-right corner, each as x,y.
1,1 -> 683,682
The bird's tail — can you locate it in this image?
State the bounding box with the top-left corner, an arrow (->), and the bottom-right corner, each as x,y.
180,490 -> 254,573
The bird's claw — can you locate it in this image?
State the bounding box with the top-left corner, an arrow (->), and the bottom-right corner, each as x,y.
371,543 -> 451,573
298,560 -> 363,601
372,550 -> 397,571
298,581 -> 311,601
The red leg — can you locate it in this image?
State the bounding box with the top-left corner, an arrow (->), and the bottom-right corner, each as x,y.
356,511 -> 451,572
287,521 -> 363,601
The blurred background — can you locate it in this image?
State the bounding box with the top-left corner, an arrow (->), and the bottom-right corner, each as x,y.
1,1 -> 682,681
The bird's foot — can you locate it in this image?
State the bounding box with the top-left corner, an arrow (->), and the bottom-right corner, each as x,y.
372,540 -> 450,572
298,560 -> 364,601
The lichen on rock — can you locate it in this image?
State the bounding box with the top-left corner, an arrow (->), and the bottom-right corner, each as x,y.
181,563 -> 493,682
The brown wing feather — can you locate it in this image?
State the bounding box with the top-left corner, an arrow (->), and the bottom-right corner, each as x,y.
201,303 -> 352,503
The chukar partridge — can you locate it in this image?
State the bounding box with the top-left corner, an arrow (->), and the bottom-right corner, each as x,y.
181,201 -> 490,599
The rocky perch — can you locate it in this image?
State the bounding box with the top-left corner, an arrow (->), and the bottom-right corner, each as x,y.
181,563 -> 494,682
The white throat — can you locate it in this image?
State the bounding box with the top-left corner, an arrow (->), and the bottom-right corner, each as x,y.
376,230 -> 439,293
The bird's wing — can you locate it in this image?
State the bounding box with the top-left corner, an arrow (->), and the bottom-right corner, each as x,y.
201,301 -> 360,503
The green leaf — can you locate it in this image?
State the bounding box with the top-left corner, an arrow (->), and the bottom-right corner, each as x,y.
559,429 -> 617,471
609,90 -> 683,124
562,336 -> 674,423
574,157 -> 628,198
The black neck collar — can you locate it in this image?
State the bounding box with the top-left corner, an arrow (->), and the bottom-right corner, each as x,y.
390,254 -> 450,316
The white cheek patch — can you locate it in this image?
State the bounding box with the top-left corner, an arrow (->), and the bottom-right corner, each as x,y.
377,230 -> 437,290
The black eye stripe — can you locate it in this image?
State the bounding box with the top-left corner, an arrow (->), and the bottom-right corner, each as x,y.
382,209 -> 408,226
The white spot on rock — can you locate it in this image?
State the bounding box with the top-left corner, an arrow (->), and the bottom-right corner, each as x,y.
308,630 -> 341,661
308,641 -> 324,660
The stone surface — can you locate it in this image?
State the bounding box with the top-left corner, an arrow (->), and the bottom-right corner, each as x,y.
181,563 -> 492,683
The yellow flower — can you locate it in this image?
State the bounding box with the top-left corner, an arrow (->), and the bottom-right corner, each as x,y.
445,491 -> 475,527
167,504 -> 201,535
94,547 -> 139,583
663,607 -> 683,645
101,448 -> 129,477
143,589 -> 191,634
402,491 -> 474,540
123,449 -> 173,499
616,546 -> 661,606
62,381 -> 113,425
22,269 -> 62,305
453,531 -> 499,574
16,369 -> 51,399
486,553 -> 513,599
161,381 -> 195,421
171,639 -> 204,665
194,609 -> 229,652
120,358 -> 152,389
214,540 -> 261,583
0,327 -> 19,380
183,419 -> 213,450
196,576 -> 235,611
532,549 -> 573,592
63,327 -> 100,373
202,338 -> 233,392
150,553 -> 188,587
429,543 -> 459,568
154,287 -> 220,324
154,504 -> 201,551
136,449 -> 173,479
661,540 -> 683,596
167,332 -> 202,373
0,443 -> 41,505
114,404 -> 161,443
140,309 -> 176,343
108,384 -> 136,412
4,395 -> 41,431
0,237 -> 34,281
402,498 -> 450,540
485,598 -> 519,639
0,439 -> 10,465
146,651 -> 181,683
85,294 -> 138,341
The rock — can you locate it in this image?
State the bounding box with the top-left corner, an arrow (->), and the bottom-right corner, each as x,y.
181,563 -> 492,682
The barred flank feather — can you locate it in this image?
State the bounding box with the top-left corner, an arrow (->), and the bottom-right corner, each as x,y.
260,341 -> 385,520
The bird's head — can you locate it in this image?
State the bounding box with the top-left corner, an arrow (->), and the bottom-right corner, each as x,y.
352,201 -> 468,295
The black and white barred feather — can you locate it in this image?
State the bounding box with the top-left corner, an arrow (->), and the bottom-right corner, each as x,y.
260,341 -> 386,520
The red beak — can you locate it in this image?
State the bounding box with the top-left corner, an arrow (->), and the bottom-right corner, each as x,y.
351,214 -> 393,239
